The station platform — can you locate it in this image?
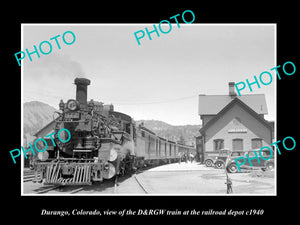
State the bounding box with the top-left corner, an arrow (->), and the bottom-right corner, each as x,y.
147,162 -> 211,172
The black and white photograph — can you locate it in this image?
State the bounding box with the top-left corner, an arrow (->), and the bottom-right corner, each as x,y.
21,24 -> 276,195
4,5 -> 298,224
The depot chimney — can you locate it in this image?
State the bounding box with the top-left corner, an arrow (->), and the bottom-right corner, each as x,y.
228,82 -> 236,98
74,78 -> 91,108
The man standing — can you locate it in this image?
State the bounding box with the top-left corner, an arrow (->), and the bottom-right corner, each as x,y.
224,153 -> 233,194
183,153 -> 188,163
189,153 -> 194,163
178,152 -> 182,164
225,171 -> 233,194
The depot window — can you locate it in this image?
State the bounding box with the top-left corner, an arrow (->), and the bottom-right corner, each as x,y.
213,139 -> 224,151
251,138 -> 263,149
232,138 -> 243,151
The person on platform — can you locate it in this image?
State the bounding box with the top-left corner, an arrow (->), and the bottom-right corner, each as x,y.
183,153 -> 188,163
225,171 -> 233,194
178,152 -> 182,164
189,153 -> 194,163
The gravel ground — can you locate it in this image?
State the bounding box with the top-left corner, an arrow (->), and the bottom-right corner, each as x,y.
22,162 -> 275,195
137,162 -> 275,195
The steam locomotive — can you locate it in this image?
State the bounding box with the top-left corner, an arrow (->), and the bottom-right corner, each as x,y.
32,78 -> 195,185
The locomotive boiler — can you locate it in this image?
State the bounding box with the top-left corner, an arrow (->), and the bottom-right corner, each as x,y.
32,78 -> 195,186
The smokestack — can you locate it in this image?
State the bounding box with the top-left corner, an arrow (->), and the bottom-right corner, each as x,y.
228,82 -> 236,97
74,78 -> 91,108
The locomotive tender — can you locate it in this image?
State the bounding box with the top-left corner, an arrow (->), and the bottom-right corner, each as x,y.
33,78 -> 194,185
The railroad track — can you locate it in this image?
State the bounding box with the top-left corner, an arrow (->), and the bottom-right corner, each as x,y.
23,169 -> 41,182
113,172 -> 149,194
34,185 -> 86,194
36,185 -> 60,194
24,169 -> 150,194
133,174 -> 148,194
23,169 -> 85,194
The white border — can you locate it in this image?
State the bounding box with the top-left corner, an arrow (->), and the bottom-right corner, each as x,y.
21,23 -> 277,196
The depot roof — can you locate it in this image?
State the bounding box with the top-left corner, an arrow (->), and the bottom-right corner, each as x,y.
199,97 -> 272,134
198,94 -> 268,116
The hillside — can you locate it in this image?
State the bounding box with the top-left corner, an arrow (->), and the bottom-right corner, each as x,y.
23,101 -> 201,146
136,120 -> 201,146
23,101 -> 57,143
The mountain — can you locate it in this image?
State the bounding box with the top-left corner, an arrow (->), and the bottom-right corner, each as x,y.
136,120 -> 201,146
23,101 -> 57,144
136,120 -> 173,130
23,101 -> 201,146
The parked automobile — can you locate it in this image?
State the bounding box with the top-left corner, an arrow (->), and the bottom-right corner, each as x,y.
214,149 -> 231,169
215,150 -> 244,169
204,149 -> 231,168
226,149 -> 275,173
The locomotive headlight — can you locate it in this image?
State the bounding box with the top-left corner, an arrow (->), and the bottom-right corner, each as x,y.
66,99 -> 78,111
37,151 -> 49,161
109,148 -> 118,162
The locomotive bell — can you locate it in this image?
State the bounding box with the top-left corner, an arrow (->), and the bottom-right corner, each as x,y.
74,78 -> 91,109
59,99 -> 65,110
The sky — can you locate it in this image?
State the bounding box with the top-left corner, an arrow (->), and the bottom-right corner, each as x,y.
22,24 -> 276,125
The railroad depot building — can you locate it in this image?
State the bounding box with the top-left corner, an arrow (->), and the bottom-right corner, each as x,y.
197,82 -> 274,162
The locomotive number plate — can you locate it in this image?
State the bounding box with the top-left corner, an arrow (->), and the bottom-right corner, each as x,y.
65,112 -> 80,119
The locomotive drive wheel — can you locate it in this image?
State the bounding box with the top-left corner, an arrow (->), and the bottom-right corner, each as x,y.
205,159 -> 214,167
215,160 -> 224,169
227,163 -> 238,173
